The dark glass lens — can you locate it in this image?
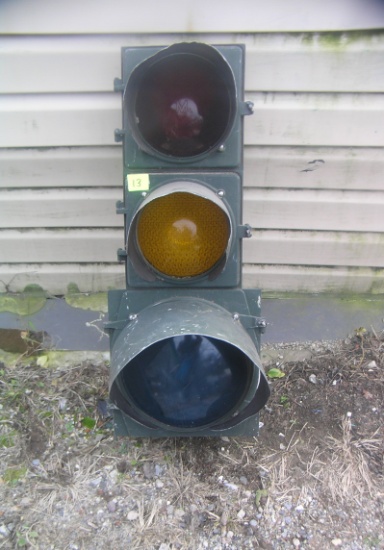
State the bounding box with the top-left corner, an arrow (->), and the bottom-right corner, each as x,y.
119,335 -> 250,428
129,53 -> 233,158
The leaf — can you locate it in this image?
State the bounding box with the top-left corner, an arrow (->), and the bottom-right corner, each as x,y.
255,488 -> 268,507
81,417 -> 96,430
36,355 -> 49,367
267,368 -> 285,379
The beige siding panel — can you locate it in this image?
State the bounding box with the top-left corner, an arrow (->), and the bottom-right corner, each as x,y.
0,264 -> 125,294
0,94 -> 121,148
243,265 -> 384,294
1,229 -> 123,263
244,230 -> 384,268
0,188 -> 122,228
244,146 -> 384,191
3,228 -> 383,268
2,0 -> 384,34
0,147 -> 121,189
2,32 -> 384,94
245,34 -> 384,93
1,263 -> 382,295
2,188 -> 383,232
246,92 -> 384,147
0,36 -> 121,95
244,188 -> 384,232
2,146 -> 383,192
2,92 -> 384,149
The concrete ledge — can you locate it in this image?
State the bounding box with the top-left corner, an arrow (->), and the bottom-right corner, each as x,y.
0,293 -> 383,352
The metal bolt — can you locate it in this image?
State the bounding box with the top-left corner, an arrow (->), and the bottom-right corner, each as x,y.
233,313 -> 240,321
218,190 -> 225,198
245,101 -> 254,114
218,144 -> 225,152
129,314 -> 137,321
141,192 -> 147,197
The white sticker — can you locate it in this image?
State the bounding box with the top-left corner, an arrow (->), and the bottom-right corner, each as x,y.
127,174 -> 150,192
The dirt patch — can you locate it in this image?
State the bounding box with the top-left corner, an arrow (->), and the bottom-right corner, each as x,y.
0,330 -> 383,549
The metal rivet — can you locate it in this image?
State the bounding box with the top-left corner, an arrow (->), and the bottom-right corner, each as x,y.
218,190 -> 225,198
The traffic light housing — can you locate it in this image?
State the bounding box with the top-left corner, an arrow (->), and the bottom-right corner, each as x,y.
107,42 -> 270,437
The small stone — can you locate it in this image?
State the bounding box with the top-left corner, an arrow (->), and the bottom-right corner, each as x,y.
166,505 -> 174,517
127,510 -> 138,521
142,462 -> 155,479
224,481 -> 239,491
309,374 -> 317,384
239,476 -> 249,485
0,524 -> 10,538
155,480 -> 164,489
89,476 -> 102,488
221,510 -> 228,526
331,539 -> 342,547
292,538 -> 300,547
237,509 -> 246,520
154,464 -> 163,476
107,500 -> 117,513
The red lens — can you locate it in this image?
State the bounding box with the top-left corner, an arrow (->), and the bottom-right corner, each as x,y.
125,44 -> 236,158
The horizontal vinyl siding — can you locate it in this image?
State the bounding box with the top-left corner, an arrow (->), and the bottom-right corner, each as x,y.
3,229 -> 384,268
1,29 -> 384,294
2,33 -> 384,94
2,188 -> 383,232
2,146 -> 384,191
2,0 -> 384,34
2,92 -> 384,149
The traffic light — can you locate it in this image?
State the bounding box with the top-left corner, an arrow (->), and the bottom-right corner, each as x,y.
106,42 -> 270,437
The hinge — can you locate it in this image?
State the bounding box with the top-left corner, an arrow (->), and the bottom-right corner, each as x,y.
114,129 -> 125,143
114,78 -> 124,93
104,314 -> 137,332
117,248 -> 127,262
116,200 -> 127,214
239,101 -> 254,116
238,224 -> 252,238
233,313 -> 267,333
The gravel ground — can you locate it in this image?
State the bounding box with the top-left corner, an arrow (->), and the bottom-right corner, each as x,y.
0,329 -> 383,549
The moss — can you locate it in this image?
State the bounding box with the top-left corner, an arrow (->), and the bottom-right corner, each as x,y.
0,349 -> 109,368
3,466 -> 27,484
301,29 -> 384,50
318,32 -> 347,50
64,284 -> 108,313
0,285 -> 47,316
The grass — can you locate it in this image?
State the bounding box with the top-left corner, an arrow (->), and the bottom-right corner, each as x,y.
0,329 -> 382,549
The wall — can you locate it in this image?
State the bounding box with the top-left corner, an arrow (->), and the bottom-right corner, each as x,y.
1,0 -> 384,294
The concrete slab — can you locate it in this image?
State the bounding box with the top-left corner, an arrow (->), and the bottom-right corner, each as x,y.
0,293 -> 383,352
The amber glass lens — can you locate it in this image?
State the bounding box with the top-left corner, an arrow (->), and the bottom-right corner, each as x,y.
136,192 -> 230,278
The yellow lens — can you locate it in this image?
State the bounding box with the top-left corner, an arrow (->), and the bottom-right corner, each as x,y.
137,192 -> 230,278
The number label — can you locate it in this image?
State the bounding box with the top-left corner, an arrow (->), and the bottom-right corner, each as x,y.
127,174 -> 150,192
